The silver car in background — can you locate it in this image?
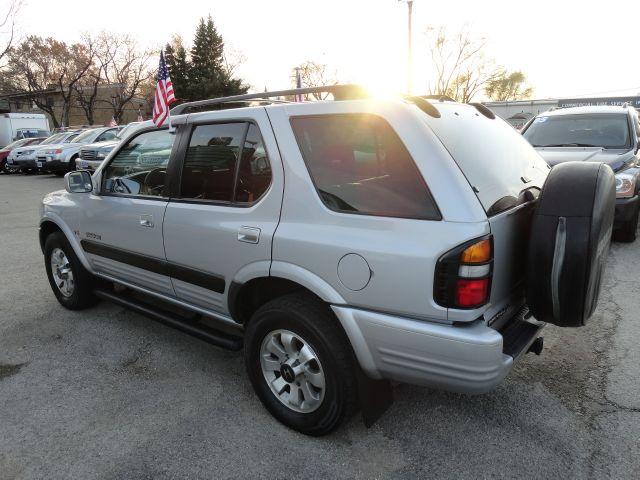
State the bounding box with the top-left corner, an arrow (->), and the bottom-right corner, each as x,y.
38,126 -> 120,176
9,131 -> 81,173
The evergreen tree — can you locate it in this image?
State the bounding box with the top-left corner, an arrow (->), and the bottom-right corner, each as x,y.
188,15 -> 247,100
164,36 -> 190,101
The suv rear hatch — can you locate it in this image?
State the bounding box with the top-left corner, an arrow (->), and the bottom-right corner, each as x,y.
419,102 -> 550,322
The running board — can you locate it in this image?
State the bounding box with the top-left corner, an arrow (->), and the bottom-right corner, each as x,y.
93,288 -> 243,351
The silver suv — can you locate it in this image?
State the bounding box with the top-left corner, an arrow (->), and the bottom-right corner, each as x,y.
39,86 -> 616,435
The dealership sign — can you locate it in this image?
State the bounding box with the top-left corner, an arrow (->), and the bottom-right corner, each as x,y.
558,96 -> 640,108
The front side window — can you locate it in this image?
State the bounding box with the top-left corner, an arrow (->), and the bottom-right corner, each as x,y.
291,114 -> 439,219
102,129 -> 174,197
523,114 -> 631,149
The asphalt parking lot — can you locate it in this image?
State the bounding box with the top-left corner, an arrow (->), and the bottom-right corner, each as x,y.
0,173 -> 639,480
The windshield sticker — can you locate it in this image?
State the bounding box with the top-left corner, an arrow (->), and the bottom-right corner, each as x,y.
534,117 -> 548,123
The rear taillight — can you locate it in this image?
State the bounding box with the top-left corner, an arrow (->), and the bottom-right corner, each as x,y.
434,236 -> 493,309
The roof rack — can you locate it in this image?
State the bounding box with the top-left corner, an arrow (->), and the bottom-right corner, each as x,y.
171,84 -> 371,115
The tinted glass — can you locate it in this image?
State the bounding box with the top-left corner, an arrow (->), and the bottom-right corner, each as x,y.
235,124 -> 272,203
523,114 -> 631,149
180,123 -> 245,201
291,114 -> 439,219
102,129 -> 174,197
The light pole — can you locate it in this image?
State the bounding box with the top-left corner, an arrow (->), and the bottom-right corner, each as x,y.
399,1 -> 414,94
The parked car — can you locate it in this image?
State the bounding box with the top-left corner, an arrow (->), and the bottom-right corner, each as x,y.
39,88 -> 615,435
0,137 -> 47,174
11,131 -> 82,174
37,127 -> 119,176
77,123 -> 143,171
522,105 -> 640,241
0,113 -> 50,148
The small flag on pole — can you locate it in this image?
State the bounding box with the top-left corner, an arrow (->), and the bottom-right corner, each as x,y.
152,51 -> 176,127
108,117 -> 118,127
294,67 -> 303,102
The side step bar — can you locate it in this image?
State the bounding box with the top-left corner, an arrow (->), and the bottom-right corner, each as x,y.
94,288 -> 243,351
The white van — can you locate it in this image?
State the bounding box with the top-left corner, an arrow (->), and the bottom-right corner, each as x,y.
0,113 -> 50,148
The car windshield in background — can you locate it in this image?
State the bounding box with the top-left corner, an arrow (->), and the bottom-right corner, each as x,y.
2,138 -> 30,150
523,114 -> 631,149
41,133 -> 65,145
71,129 -> 97,143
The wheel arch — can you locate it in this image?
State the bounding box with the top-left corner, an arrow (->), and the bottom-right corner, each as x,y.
229,261 -> 347,324
39,216 -> 92,271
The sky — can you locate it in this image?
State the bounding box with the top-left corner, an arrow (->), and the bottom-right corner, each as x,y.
14,0 -> 640,100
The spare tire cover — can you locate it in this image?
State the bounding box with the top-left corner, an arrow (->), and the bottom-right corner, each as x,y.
527,161 -> 615,327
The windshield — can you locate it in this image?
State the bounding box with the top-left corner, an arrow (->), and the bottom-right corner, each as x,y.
3,138 -> 30,150
523,114 -> 631,149
71,129 -> 97,143
41,133 -> 65,145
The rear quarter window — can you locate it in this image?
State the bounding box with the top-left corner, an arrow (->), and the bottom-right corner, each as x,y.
291,114 -> 440,220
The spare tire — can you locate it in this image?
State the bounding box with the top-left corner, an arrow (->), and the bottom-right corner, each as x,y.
527,161 -> 615,327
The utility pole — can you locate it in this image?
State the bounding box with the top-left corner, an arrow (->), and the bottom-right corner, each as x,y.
399,1 -> 414,94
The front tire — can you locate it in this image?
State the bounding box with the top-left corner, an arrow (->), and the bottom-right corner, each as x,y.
44,231 -> 98,310
244,294 -> 358,436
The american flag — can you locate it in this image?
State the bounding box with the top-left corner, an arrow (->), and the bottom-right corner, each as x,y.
152,51 -> 176,127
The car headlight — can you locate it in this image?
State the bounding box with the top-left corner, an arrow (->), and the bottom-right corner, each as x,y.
96,152 -> 106,159
615,171 -> 637,198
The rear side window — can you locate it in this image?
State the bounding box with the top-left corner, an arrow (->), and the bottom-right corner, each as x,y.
291,114 -> 440,220
179,122 -> 272,203
180,123 -> 245,202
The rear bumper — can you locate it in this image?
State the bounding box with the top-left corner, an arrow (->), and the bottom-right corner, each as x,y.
332,305 -> 543,394
614,195 -> 640,228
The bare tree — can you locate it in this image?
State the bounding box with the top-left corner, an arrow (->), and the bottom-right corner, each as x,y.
425,26 -> 500,103
98,34 -> 153,123
292,61 -> 338,100
0,0 -> 21,66
4,36 -> 94,127
72,33 -> 104,124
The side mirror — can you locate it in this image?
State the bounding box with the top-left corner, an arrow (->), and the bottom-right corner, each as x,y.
64,170 -> 93,193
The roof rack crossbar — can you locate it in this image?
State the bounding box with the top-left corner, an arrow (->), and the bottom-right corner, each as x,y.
170,84 -> 368,115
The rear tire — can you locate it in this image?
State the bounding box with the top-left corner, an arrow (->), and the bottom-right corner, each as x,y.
244,293 -> 358,436
44,231 -> 98,310
613,200 -> 639,243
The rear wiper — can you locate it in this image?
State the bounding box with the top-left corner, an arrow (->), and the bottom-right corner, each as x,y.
537,143 -> 598,148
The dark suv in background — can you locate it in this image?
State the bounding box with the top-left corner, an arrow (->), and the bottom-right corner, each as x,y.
522,105 -> 640,241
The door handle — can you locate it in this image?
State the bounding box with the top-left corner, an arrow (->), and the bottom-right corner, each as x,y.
238,226 -> 260,244
139,215 -> 154,228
